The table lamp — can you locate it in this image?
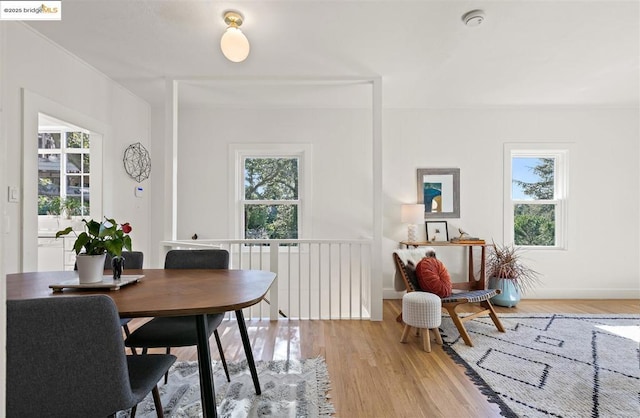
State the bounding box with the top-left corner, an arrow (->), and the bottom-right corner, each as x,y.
401,204 -> 425,242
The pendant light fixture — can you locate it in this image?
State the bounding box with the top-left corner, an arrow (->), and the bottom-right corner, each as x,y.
220,11 -> 250,63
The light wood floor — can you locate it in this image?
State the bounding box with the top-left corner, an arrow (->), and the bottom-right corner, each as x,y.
131,299 -> 640,418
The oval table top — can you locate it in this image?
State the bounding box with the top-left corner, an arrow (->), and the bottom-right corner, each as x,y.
6,269 -> 277,318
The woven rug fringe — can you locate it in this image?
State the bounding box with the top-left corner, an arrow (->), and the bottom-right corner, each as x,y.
440,332 -> 517,418
307,356 -> 336,417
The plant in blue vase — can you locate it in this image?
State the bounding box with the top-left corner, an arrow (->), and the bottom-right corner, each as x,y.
487,242 -> 540,307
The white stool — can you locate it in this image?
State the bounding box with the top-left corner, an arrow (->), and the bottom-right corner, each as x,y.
400,292 -> 443,352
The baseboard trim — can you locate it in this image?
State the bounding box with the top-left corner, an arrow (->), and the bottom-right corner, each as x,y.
383,287 -> 640,299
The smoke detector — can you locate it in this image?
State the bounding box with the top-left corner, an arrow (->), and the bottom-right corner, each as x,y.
462,9 -> 485,27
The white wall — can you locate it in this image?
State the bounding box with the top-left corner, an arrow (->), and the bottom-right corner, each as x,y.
0,21 -> 7,417
383,108 -> 640,299
174,107 -> 373,241
1,21 -> 636,297
168,104 -> 639,300
1,23 -> 153,274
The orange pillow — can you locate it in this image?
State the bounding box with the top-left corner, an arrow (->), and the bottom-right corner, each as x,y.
415,257 -> 452,298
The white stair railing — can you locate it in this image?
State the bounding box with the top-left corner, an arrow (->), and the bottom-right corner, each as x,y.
160,239 -> 372,320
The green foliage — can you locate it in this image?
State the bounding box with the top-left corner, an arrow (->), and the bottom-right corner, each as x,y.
66,131 -> 89,148
38,196 -> 84,218
245,205 -> 298,240
513,158 -> 556,246
61,197 -> 82,217
514,204 -> 555,246
38,196 -> 62,215
244,158 -> 299,240
245,158 -> 298,200
56,217 -> 132,256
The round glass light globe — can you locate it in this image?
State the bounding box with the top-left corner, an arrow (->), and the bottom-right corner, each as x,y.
220,27 -> 250,62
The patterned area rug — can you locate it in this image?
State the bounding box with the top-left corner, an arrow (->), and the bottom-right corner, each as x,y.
118,357 -> 334,418
440,313 -> 640,418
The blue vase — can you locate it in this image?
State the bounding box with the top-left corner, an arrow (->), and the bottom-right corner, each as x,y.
488,277 -> 521,307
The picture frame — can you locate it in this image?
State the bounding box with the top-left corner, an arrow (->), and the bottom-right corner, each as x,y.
426,221 -> 449,242
417,168 -> 460,218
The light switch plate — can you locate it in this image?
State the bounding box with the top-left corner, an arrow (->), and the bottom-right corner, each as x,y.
8,186 -> 19,203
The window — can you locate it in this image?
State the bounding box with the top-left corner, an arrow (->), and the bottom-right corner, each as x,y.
231,144 -> 312,241
243,157 -> 299,239
505,146 -> 568,249
38,128 -> 91,217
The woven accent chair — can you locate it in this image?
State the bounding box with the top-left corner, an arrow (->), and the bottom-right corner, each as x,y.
125,249 -> 230,383
393,249 -> 506,347
6,295 -> 175,418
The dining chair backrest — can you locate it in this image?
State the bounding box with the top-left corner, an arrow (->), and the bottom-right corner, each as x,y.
104,250 -> 144,269
6,295 -> 139,417
73,250 -> 144,271
164,249 -> 229,269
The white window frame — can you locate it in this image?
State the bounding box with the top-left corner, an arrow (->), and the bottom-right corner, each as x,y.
228,144 -> 313,240
23,91 -> 106,273
503,143 -> 569,250
37,128 -> 92,217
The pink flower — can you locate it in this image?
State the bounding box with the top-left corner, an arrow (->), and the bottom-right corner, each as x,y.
121,223 -> 132,233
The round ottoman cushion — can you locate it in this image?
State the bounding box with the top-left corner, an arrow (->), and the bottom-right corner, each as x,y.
415,257 -> 452,298
402,292 -> 442,329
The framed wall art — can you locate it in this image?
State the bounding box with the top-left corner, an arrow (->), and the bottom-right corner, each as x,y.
426,221 -> 449,242
417,168 -> 460,218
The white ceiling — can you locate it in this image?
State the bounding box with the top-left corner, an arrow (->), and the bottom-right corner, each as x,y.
25,0 -> 640,109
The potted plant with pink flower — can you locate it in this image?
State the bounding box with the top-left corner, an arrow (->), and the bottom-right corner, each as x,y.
56,217 -> 132,283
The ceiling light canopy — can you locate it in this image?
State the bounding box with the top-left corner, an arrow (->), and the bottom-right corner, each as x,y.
220,11 -> 250,63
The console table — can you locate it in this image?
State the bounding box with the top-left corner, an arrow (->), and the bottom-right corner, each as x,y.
399,241 -> 487,290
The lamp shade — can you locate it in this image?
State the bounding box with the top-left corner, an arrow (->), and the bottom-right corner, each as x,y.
220,27 -> 250,62
401,204 -> 425,224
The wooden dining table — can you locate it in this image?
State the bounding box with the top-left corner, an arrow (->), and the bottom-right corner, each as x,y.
6,268 -> 277,418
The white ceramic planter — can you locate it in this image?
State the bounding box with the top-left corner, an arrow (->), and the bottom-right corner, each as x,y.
76,253 -> 107,284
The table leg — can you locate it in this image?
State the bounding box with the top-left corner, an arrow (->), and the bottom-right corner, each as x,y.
195,315 -> 217,418
235,309 -> 262,395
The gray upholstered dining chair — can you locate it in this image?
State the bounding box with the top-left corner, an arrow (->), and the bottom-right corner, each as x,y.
124,249 -> 231,383
6,295 -> 175,418
73,250 -> 145,272
104,250 -> 144,271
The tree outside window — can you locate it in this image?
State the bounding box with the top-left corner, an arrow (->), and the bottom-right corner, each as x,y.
243,157 -> 299,240
38,130 -> 91,217
512,156 -> 558,246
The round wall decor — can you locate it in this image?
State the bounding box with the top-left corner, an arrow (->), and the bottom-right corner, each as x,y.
123,142 -> 151,182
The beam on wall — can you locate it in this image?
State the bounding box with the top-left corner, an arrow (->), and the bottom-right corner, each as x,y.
167,75 -> 384,320
370,77 -> 383,321
165,79 -> 178,241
